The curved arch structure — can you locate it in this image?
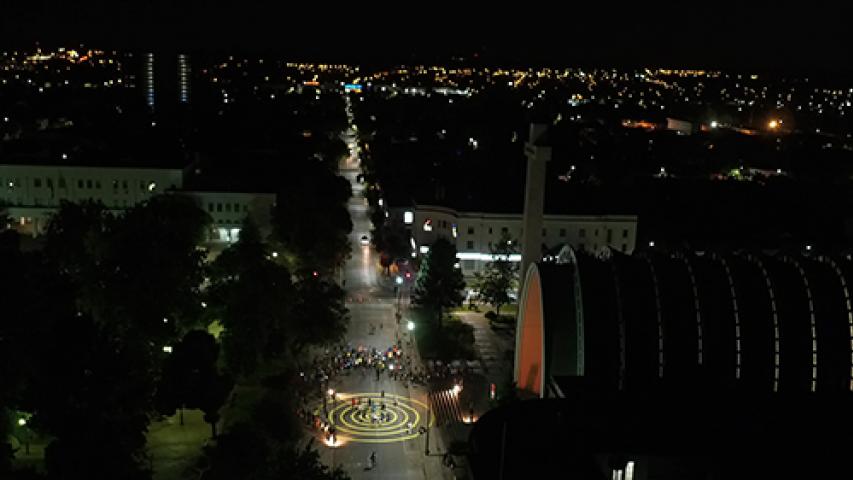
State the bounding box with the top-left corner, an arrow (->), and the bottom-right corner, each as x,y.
515,250 -> 853,398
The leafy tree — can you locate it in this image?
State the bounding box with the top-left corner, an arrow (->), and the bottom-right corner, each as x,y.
473,232 -> 519,316
209,218 -> 294,377
412,237 -> 465,328
273,163 -> 353,275
318,137 -> 349,170
156,331 -> 234,437
33,312 -> 154,480
103,194 -> 210,340
198,427 -> 349,480
42,195 -> 210,341
290,277 -> 349,357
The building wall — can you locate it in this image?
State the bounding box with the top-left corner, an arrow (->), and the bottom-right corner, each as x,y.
402,204 -> 638,276
0,163 -> 275,244
0,164 -> 184,236
188,190 -> 275,243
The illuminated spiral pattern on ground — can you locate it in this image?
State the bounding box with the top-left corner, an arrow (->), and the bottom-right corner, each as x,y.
318,392 -> 434,444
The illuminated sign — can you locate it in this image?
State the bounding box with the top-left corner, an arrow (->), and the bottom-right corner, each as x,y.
344,84 -> 363,92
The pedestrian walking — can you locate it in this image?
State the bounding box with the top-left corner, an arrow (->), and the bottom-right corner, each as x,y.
369,451 -> 377,469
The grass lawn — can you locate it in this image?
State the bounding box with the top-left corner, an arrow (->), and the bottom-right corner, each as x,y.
412,308 -> 476,361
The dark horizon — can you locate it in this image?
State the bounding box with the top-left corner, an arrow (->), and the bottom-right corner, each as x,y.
1,2 -> 850,71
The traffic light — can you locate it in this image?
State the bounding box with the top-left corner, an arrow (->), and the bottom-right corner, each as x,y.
405,271 -> 412,280
490,383 -> 496,400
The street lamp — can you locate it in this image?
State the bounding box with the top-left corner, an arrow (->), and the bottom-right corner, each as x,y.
407,321 -> 415,331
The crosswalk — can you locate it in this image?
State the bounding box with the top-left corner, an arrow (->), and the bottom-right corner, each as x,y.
428,390 -> 464,426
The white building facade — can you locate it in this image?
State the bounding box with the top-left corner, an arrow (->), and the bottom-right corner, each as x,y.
399,204 -> 638,276
0,162 -> 274,243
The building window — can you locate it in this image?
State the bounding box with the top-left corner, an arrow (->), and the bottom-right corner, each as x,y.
34,178 -> 42,187
234,203 -> 239,212
579,243 -> 585,251
580,228 -> 586,238
86,180 -> 93,189
46,178 -> 52,188
467,226 -> 474,234
488,227 -> 493,234
542,228 -> 547,236
423,219 -> 433,232
122,180 -> 128,190
243,205 -> 248,212
59,178 -> 66,188
225,203 -> 232,212
95,180 -> 101,189
467,240 -> 474,249
623,229 -> 628,238
607,229 -> 613,242
559,228 -> 566,237
112,180 -> 118,190
622,244 -> 627,252
208,203 -> 214,212
501,227 -> 508,234
464,260 -> 475,270
595,229 -> 599,237
216,203 -> 222,212
78,180 -> 84,189
403,211 -> 414,224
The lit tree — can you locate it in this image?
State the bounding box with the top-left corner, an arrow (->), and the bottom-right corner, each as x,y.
473,232 -> 518,316
412,237 -> 465,328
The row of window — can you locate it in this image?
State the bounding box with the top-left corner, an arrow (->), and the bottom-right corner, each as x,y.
462,240 -> 630,253
208,202 -> 249,214
6,177 -> 158,192
446,221 -> 631,239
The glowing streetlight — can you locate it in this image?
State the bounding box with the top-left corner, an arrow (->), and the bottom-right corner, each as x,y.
407,321 -> 415,331
272,251 -> 278,258
768,119 -> 780,130
710,120 -> 719,128
327,388 -> 335,397
17,418 -> 26,427
396,276 -> 403,285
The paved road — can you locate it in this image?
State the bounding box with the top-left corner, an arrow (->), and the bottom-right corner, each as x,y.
315,97 -> 450,480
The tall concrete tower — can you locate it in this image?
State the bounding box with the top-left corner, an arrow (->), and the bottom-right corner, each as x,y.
520,123 -> 551,280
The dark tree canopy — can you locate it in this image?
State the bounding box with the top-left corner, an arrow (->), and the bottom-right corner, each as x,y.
473,232 -> 519,315
412,237 -> 466,326
209,218 -> 295,377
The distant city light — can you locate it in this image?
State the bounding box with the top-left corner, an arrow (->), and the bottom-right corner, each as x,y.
407,321 -> 415,331
162,317 -> 169,323
649,241 -> 656,247
272,251 -> 279,258
404,211 -> 414,224
768,119 -> 780,129
18,418 -> 26,427
710,120 -> 719,128
163,345 -> 173,353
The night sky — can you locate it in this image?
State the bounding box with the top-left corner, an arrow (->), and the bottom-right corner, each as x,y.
1,2 -> 849,70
